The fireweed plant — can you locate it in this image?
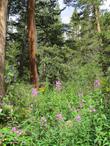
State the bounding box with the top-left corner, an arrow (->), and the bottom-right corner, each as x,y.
0,81 -> 110,146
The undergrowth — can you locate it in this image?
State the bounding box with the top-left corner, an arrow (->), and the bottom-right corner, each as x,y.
0,82 -> 110,146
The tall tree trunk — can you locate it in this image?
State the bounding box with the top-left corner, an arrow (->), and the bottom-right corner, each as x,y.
27,0 -> 39,89
0,0 -> 8,99
19,0 -> 27,78
94,5 -> 101,33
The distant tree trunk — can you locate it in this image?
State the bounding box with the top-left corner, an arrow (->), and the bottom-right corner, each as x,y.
94,5 -> 101,33
27,0 -> 39,89
0,0 -> 8,100
19,0 -> 27,78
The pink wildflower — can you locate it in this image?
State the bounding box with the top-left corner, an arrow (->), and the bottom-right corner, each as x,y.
55,80 -> 62,91
75,115 -> 81,122
32,88 -> 38,96
12,127 -> 17,132
94,79 -> 100,88
92,108 -> 96,112
89,106 -> 96,113
16,130 -> 22,135
12,127 -> 22,136
56,113 -> 63,121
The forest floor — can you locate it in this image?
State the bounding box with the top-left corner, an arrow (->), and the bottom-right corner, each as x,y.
0,82 -> 110,145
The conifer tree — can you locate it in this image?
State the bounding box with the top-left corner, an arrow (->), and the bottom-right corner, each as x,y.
27,0 -> 39,89
36,0 -> 64,46
0,0 -> 8,98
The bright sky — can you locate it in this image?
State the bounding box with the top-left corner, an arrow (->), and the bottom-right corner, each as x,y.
59,0 -> 110,24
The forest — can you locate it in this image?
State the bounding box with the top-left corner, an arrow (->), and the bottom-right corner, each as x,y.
0,0 -> 110,145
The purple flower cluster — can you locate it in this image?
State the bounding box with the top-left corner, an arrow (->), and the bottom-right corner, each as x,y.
55,80 -> 62,91
89,106 -> 96,113
56,113 -> 64,121
75,115 -> 81,122
94,79 -> 100,88
32,88 -> 38,96
12,127 -> 22,136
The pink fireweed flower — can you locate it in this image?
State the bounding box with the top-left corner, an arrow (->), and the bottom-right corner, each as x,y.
55,80 -> 62,91
89,106 -> 96,113
94,79 -> 100,88
16,130 -> 22,136
12,127 -> 22,136
32,88 -> 38,96
56,113 -> 63,121
12,127 -> 17,132
92,108 -> 96,112
75,115 -> 81,122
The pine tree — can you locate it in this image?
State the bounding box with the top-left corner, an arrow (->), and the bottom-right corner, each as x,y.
0,0 -> 8,98
69,2 -> 100,64
36,0 -> 65,83
6,0 -> 64,84
100,12 -> 110,74
27,0 -> 39,89
36,0 -> 64,46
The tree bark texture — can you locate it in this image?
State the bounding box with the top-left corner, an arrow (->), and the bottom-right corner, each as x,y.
94,5 -> 101,33
0,0 -> 8,99
27,0 -> 39,89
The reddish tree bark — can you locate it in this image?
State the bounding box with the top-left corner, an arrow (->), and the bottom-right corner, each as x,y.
27,0 -> 39,89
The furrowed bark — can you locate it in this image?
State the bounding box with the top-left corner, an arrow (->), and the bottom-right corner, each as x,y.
27,0 -> 39,89
94,5 -> 101,33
